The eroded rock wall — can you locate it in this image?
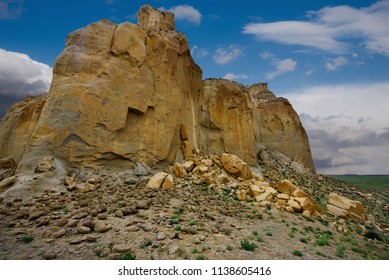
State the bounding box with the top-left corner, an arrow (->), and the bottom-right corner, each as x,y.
0,5 -> 315,173
18,8 -> 202,169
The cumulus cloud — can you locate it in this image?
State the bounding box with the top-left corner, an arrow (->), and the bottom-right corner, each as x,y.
243,0 -> 389,56
266,58 -> 297,79
162,5 -> 202,25
213,45 -> 242,65
326,56 -> 348,70
0,0 -> 23,19
286,82 -> 389,174
223,73 -> 249,81
0,49 -> 52,117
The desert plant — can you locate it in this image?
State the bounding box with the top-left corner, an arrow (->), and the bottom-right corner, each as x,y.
22,235 -> 34,244
121,252 -> 136,260
292,250 -> 303,257
299,237 -> 309,244
226,244 -> 233,251
336,245 -> 346,258
241,239 -> 257,251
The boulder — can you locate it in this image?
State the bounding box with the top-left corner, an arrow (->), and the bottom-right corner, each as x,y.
172,162 -> 187,178
182,160 -> 195,172
146,172 -> 168,189
327,192 -> 366,223
277,179 -> 296,195
220,153 -> 252,179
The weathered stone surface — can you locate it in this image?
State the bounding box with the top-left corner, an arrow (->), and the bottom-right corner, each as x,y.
327,192 -> 366,223
11,6 -> 202,170
138,5 -> 175,32
0,158 -> 16,169
182,160 -> 195,172
200,79 -> 315,172
34,158 -> 56,173
0,176 -> 16,189
277,179 -> 296,195
162,174 -> 174,189
146,172 -> 168,189
173,162 -> 187,178
0,4 -> 315,202
220,153 -> 252,179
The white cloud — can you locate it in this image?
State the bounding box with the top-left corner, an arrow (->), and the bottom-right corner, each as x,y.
223,73 -> 249,81
191,45 -> 209,58
0,0 -> 23,19
259,51 -> 274,59
0,48 -> 52,96
243,0 -> 389,56
266,58 -> 297,79
325,56 -> 348,70
286,82 -> 389,174
162,5 -> 202,25
213,45 -> 242,65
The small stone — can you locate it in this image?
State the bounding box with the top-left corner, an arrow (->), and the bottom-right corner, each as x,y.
52,228 -> 66,238
67,219 -> 78,227
94,222 -> 112,233
156,232 -> 166,241
121,206 -> 138,215
29,210 -> 45,221
168,245 -> 179,255
112,244 -> 132,253
43,252 -> 57,260
77,225 -> 91,234
115,210 -> 124,218
151,241 -> 161,248
276,193 -> 289,200
63,176 -> 75,186
137,223 -> 153,232
198,234 -> 206,241
169,232 -> 180,239
137,200 -> 151,210
134,162 -> 149,176
201,159 -> 213,167
97,213 -> 107,220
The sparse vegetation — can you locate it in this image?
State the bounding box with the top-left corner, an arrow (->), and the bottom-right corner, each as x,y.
292,250 -> 303,257
21,235 -> 34,244
336,245 -> 346,258
299,237 -> 310,244
241,240 -> 257,251
196,254 -> 206,260
226,245 -> 233,251
121,252 -> 136,260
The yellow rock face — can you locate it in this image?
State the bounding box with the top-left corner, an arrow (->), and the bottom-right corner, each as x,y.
327,192 -> 367,223
200,80 -> 315,172
0,5 -> 315,175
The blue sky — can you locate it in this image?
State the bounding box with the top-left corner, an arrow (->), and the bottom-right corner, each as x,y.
1,0 -> 389,174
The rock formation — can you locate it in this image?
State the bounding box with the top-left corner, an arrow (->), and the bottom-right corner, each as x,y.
0,5 -> 314,175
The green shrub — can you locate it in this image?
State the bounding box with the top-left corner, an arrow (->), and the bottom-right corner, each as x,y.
121,252 -> 136,260
336,245 -> 346,258
240,240 -> 257,251
293,250 -> 303,257
22,235 -> 34,244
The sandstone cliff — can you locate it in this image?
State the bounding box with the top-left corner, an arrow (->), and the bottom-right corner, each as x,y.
0,5 -> 315,173
199,79 -> 315,171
